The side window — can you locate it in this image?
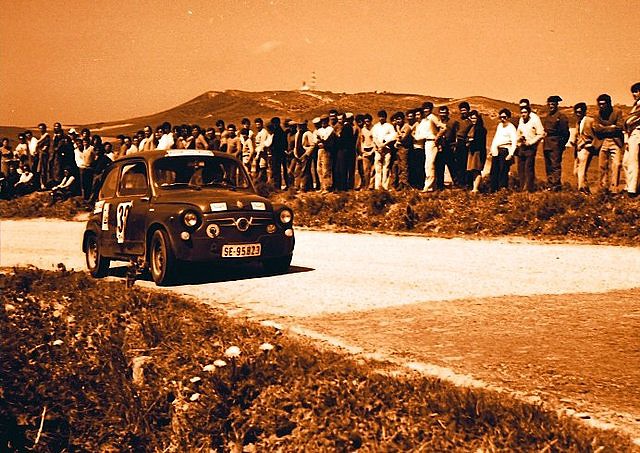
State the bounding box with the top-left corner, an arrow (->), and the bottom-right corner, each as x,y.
118,162 -> 148,196
98,166 -> 119,200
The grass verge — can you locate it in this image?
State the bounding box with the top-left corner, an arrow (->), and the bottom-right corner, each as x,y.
0,192 -> 87,221
273,187 -> 640,245
1,268 -> 634,451
3,187 -> 640,245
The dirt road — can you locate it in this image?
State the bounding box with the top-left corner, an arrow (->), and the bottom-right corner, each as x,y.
1,218 -> 639,441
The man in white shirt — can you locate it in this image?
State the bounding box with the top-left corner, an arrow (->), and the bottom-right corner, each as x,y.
516,105 -> 545,192
415,102 -> 442,192
371,110 -> 396,190
253,118 -> 269,181
156,122 -> 175,150
315,115 -> 336,192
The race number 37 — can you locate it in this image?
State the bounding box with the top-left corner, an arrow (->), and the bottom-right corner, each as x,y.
116,201 -> 133,244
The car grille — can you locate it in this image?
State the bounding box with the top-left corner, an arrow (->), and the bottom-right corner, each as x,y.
204,212 -> 273,232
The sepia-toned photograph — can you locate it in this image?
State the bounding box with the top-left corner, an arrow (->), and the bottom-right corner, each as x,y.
1,0 -> 639,450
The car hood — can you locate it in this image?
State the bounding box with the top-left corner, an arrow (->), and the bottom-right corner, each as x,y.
153,189 -> 275,213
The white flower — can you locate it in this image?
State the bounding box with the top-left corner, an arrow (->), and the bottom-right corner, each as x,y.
202,364 -> 215,372
224,346 -> 241,358
259,342 -> 274,352
213,359 -> 227,368
189,376 -> 201,383
52,339 -> 64,346
189,393 -> 200,401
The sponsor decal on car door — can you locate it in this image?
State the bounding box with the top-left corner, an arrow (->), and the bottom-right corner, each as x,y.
116,201 -> 133,244
101,202 -> 110,231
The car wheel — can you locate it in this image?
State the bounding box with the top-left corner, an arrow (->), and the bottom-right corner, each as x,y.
85,233 -> 110,278
149,229 -> 176,285
262,254 -> 292,274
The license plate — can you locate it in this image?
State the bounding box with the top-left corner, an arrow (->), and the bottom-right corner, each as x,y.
222,243 -> 261,258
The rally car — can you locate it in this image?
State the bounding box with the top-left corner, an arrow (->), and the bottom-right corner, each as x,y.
83,149 -> 295,285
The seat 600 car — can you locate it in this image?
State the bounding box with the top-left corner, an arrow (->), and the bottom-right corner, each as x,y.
82,149 -> 295,285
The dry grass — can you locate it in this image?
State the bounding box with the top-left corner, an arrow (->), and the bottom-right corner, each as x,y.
275,187 -> 640,245
1,268 -> 635,451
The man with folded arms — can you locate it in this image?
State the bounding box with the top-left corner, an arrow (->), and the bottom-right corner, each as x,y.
594,94 -> 625,194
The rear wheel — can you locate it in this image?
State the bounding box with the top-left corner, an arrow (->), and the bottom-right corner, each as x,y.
262,254 -> 292,274
85,233 -> 110,278
149,229 -> 176,285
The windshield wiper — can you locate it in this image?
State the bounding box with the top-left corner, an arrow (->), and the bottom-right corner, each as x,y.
203,181 -> 237,190
159,182 -> 202,190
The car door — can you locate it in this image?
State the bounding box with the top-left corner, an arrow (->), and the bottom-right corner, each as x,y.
95,164 -> 120,257
113,161 -> 150,257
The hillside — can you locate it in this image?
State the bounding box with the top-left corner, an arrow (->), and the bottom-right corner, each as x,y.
1,90 -> 625,139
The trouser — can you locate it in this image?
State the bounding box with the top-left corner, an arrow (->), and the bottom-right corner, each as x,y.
490,148 -> 511,192
38,151 -> 50,188
573,148 -> 594,192
623,129 -> 640,194
334,148 -> 348,191
292,157 -> 312,191
345,149 -> 356,190
423,141 -> 438,191
356,151 -> 374,189
409,146 -> 425,189
435,145 -> 455,191
374,147 -> 392,190
317,148 -> 333,191
599,138 -> 622,192
310,150 -> 319,189
543,143 -> 563,190
454,140 -> 469,187
394,146 -> 410,190
79,167 -> 94,200
270,153 -> 289,189
517,145 -> 537,192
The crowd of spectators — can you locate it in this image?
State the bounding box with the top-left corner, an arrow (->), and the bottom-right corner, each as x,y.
1,83 -> 639,205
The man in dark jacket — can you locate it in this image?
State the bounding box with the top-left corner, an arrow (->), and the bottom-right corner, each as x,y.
594,93 -> 625,194
542,95 -> 570,191
269,117 -> 289,190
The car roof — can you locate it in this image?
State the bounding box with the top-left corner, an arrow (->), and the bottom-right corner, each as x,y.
114,149 -> 237,164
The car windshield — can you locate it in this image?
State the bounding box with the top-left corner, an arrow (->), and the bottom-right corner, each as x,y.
153,155 -> 252,191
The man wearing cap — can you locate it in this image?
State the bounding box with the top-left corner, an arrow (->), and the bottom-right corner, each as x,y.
572,102 -> 598,194
371,110 -> 397,190
291,120 -> 315,191
623,83 -> 640,197
542,95 -> 570,191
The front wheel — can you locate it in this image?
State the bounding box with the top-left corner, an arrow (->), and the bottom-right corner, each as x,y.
85,233 -> 110,278
262,255 -> 292,274
149,229 -> 176,285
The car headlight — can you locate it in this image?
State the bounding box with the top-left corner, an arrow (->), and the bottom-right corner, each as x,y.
183,210 -> 199,228
279,209 -> 293,224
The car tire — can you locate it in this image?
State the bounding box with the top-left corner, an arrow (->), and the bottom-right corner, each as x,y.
262,254 -> 292,274
149,229 -> 176,285
85,233 -> 110,278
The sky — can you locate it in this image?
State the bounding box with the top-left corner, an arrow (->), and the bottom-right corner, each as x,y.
1,0 -> 637,126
